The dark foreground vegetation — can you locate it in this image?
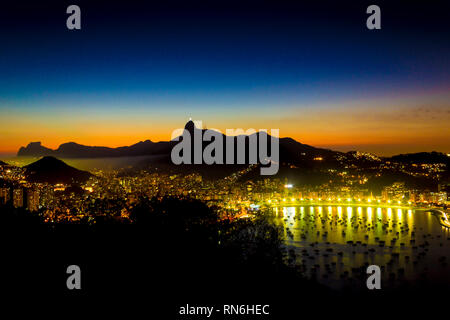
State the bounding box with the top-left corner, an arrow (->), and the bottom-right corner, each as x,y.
0,198 -> 447,317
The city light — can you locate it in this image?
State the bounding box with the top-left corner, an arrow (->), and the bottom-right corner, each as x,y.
0,154 -> 447,226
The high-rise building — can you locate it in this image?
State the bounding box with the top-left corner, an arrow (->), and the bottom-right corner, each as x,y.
13,188 -> 24,208
382,182 -> 407,201
0,187 -> 10,205
26,189 -> 40,212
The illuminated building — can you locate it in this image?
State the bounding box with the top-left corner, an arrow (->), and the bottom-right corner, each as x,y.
13,188 -> 24,208
26,189 -> 40,212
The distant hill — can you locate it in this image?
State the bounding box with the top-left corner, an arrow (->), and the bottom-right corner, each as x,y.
18,140 -> 173,158
17,142 -> 54,157
387,152 -> 450,165
24,157 -> 92,184
0,160 -> 7,166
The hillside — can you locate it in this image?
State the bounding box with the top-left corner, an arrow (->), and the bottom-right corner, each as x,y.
24,156 -> 92,184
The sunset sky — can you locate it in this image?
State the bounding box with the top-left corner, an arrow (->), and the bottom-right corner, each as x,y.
1,1 -> 449,156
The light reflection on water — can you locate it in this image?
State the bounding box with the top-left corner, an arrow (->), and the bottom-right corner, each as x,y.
275,206 -> 450,289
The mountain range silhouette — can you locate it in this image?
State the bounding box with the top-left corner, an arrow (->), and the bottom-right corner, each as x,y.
16,121 -> 449,169
17,120 -> 337,163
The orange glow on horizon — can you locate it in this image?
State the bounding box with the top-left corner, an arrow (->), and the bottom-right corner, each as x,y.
1,95 -> 449,156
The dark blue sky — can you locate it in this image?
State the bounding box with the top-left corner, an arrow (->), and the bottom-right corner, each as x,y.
0,0 -> 449,155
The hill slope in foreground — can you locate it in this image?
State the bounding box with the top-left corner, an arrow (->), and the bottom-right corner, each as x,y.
24,156 -> 92,184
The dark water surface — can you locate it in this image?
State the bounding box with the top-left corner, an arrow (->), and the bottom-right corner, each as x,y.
275,205 -> 450,289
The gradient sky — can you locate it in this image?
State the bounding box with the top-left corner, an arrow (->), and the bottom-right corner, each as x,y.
0,0 -> 449,156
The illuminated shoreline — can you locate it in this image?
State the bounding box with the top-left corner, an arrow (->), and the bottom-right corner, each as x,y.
263,201 -> 418,210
